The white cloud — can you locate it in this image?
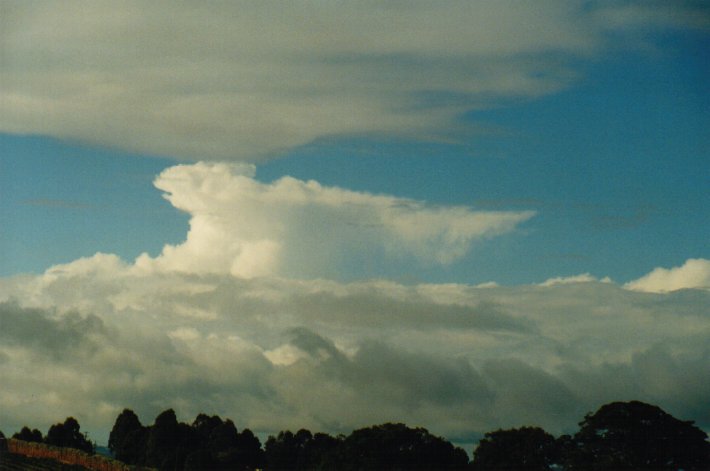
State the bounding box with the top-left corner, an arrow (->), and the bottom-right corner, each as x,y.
2,1 -> 706,161
539,273 -> 612,287
132,162 -> 533,278
1,263 -> 708,447
624,258 -> 710,293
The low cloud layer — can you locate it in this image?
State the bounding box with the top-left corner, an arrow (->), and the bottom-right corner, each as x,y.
3,1 -> 708,160
1,255 -> 708,447
133,162 -> 533,278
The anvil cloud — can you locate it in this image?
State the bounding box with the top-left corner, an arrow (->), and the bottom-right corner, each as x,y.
134,162 -> 534,278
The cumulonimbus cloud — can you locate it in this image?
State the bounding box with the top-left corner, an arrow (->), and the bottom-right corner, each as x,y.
132,162 -> 534,278
2,1 -> 708,161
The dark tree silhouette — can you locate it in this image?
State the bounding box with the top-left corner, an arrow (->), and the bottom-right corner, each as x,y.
108,408 -> 148,465
470,426 -> 558,471
145,409 -> 179,468
234,428 -> 266,470
563,400 -> 710,470
107,409 -> 267,470
189,413 -> 264,470
335,423 -> 469,471
13,426 -> 44,443
265,429 -> 309,471
208,417 -> 239,453
192,413 -> 224,442
184,447 -> 216,470
265,428 -> 340,471
144,409 -> 201,469
45,417 -> 94,453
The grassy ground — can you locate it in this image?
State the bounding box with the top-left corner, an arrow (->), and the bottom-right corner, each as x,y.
0,452 -> 89,471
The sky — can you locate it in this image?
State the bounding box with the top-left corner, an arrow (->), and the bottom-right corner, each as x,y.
0,0 -> 709,450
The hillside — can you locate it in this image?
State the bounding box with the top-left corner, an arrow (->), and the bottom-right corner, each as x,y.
0,452 -> 88,471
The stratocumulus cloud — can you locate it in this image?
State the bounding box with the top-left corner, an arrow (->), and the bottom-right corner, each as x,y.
2,1 -> 708,160
0,258 -> 708,447
133,162 -> 534,278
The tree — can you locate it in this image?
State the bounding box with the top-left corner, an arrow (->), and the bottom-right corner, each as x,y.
145,409 -> 199,469
189,414 -> 264,470
108,409 -> 148,465
471,426 -> 558,471
265,428 -> 338,471
265,430 -> 303,471
564,400 -> 710,470
45,417 -> 94,453
208,418 -> 239,454
192,413 -> 224,443
335,423 -> 469,471
234,428 -> 266,470
145,409 -> 179,468
0,430 -> 6,455
13,426 -> 44,443
184,448 -> 216,470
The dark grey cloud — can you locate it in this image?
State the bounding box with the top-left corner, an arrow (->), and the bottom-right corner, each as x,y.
0,300 -> 106,358
285,292 -> 534,333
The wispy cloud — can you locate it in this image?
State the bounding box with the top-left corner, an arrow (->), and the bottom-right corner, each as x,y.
2,1 -> 707,161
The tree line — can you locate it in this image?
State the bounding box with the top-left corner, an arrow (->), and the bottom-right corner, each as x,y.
2,400 -> 708,470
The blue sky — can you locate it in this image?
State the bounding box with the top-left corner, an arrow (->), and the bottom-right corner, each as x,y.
1,1 -> 709,449
2,26 -> 707,283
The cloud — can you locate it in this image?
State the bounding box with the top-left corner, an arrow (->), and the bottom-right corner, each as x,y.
0,301 -> 106,359
1,261 -> 708,446
132,162 -> 534,278
2,1 -> 707,161
539,273 -> 612,287
624,258 -> 710,292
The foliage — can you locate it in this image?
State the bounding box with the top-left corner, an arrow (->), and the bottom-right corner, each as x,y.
108,408 -> 148,464
12,426 -> 44,443
471,426 -> 558,470
265,423 -> 468,471
106,409 -> 265,470
562,400 -> 710,470
337,423 -> 469,471
11,400 -> 710,470
265,428 -> 341,471
45,417 -> 94,454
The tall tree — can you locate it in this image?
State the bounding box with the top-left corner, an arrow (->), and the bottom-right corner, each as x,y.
108,409 -> 147,465
145,409 -> 184,468
265,429 -> 338,471
335,423 -> 469,471
45,417 -> 94,453
564,400 -> 710,470
471,426 -> 557,471
13,426 -> 44,443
